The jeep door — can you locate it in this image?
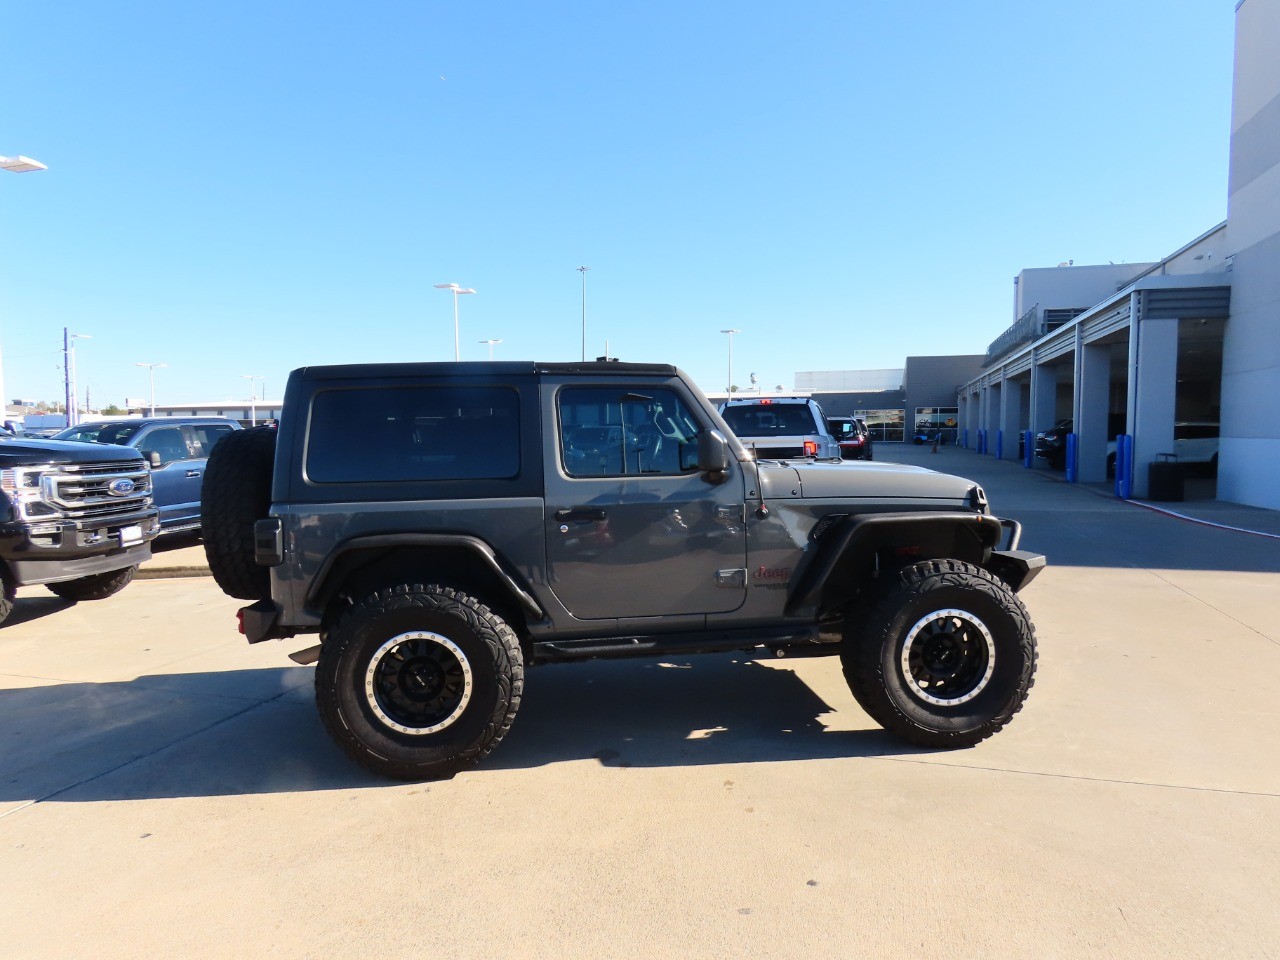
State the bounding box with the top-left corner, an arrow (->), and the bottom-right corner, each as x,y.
542,377 -> 747,619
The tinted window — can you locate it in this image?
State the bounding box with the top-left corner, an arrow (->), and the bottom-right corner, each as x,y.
307,386 -> 520,483
141,427 -> 191,466
721,403 -> 818,437
55,422 -> 143,444
559,386 -> 702,477
189,424 -> 235,457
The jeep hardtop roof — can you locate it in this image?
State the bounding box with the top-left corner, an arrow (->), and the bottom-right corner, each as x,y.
290,361 -> 681,381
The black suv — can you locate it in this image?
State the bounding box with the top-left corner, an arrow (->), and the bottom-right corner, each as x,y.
826,416 -> 874,461
203,361 -> 1044,781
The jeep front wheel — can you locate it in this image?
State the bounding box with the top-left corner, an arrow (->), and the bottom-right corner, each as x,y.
315,585 -> 524,781
842,559 -> 1036,748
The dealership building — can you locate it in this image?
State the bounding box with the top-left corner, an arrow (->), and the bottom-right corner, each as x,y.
957,0 -> 1280,511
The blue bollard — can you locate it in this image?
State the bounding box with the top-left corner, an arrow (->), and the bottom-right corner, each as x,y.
1065,433 -> 1078,482
962,428 -> 969,449
995,430 -> 1003,460
1115,434 -> 1133,499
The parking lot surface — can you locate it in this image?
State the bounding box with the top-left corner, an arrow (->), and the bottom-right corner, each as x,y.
2,446 -> 1278,960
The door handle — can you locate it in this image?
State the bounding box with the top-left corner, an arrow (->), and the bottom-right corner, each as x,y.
185,470 -> 202,478
555,507 -> 607,522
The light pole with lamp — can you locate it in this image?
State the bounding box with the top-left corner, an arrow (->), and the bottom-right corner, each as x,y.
433,283 -> 476,361
0,155 -> 47,427
576,266 -> 590,361
241,375 -> 264,426
720,329 -> 741,397
136,362 -> 167,417
478,338 -> 502,361
63,330 -> 90,427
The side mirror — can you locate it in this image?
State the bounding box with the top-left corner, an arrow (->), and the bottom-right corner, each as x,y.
697,429 -> 731,480
146,451 -> 162,468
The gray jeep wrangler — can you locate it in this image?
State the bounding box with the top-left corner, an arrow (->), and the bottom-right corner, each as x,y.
203,361 -> 1044,781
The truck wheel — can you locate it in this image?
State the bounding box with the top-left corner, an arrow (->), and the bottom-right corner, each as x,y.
315,584 -> 524,781
46,566 -> 137,602
842,559 -> 1036,749
202,425 -> 276,601
0,568 -> 14,626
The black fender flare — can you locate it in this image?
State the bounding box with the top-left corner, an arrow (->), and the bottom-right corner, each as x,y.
784,512 -> 1009,616
306,533 -> 545,619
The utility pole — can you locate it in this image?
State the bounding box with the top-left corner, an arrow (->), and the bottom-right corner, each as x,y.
577,266 -> 590,362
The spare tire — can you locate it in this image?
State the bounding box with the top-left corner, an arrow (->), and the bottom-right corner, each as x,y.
202,425 -> 277,600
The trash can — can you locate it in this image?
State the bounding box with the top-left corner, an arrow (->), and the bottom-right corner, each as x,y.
1147,454 -> 1184,502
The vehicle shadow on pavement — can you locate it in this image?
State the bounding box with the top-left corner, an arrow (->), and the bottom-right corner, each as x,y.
489,653 -> 910,771
0,655 -> 918,801
2,596 -> 77,628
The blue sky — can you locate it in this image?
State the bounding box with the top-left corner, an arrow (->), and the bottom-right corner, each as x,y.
1,1 -> 1236,409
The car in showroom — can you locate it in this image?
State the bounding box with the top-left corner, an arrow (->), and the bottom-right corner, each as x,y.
52,417 -> 241,533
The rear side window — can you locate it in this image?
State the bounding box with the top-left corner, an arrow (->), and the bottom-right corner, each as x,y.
307,385 -> 520,483
721,403 -> 817,437
189,424 -> 234,457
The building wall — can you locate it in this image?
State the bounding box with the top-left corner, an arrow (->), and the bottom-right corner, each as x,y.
1014,264 -> 1155,321
796,369 -> 903,392
1221,0 -> 1280,509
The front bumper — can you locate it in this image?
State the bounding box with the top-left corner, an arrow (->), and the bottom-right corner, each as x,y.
1,509 -> 160,586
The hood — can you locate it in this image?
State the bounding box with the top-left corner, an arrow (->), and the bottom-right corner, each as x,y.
0,436 -> 146,467
759,458 -> 979,502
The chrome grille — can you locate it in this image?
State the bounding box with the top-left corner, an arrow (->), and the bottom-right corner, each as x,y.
41,460 -> 153,519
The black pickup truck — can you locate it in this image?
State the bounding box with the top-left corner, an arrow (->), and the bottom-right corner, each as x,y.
1,436 -> 160,625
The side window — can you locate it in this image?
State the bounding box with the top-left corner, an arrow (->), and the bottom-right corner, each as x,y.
141,427 -> 191,467
189,424 -> 234,457
307,385 -> 520,483
559,386 -> 702,478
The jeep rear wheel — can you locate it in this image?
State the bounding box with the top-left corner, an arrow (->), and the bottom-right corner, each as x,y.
316,585 -> 524,781
202,425 -> 276,600
842,559 -> 1036,748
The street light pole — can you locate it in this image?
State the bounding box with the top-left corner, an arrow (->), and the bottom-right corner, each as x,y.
63,330 -> 90,427
241,374 -> 264,426
1,155 -> 47,428
434,283 -> 476,361
135,362 -> 167,417
720,329 -> 741,397
478,338 -> 502,361
576,266 -> 590,362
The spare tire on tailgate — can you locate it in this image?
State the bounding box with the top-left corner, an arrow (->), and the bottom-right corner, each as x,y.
202,425 -> 277,600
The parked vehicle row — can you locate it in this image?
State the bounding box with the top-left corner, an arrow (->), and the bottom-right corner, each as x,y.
1035,418 -> 1219,476
1,416 -> 242,627
52,418 -> 241,532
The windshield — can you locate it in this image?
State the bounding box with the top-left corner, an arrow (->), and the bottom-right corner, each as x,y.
721,403 -> 818,437
52,422 -> 143,445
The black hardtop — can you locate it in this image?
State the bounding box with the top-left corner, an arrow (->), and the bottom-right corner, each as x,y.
290,360 -> 681,382
0,436 -> 147,466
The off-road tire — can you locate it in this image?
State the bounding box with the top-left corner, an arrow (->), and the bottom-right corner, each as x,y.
45,566 -> 137,602
842,559 -> 1036,749
202,425 -> 276,600
0,568 -> 14,626
316,585 -> 524,781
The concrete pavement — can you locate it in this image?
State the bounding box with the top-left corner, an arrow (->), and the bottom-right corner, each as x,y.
1,447 -> 1278,959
